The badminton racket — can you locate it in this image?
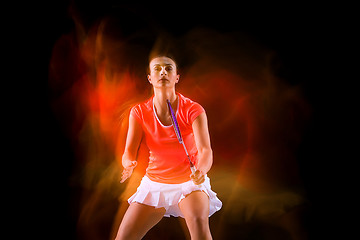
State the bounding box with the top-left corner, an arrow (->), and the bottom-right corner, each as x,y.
166,99 -> 197,175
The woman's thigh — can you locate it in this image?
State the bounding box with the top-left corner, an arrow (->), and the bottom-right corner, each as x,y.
178,191 -> 212,239
179,190 -> 210,218
115,202 -> 166,240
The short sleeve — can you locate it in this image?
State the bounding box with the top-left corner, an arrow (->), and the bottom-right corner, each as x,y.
130,104 -> 142,124
188,102 -> 205,124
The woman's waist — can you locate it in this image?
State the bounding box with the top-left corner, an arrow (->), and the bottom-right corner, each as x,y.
142,173 -> 209,186
145,162 -> 193,184
149,151 -> 197,162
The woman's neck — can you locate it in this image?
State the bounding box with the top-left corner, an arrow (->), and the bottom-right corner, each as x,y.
153,88 -> 177,113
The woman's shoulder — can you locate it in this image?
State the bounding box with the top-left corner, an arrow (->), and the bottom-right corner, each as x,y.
178,93 -> 205,123
178,92 -> 203,108
131,96 -> 153,111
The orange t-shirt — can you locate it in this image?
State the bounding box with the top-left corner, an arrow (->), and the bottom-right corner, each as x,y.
130,93 -> 205,184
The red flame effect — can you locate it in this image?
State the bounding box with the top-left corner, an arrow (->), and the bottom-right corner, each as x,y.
49,17 -> 312,240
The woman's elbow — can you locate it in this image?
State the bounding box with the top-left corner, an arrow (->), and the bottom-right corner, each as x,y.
199,147 -> 213,160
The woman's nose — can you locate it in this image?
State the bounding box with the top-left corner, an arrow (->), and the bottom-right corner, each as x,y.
160,67 -> 167,75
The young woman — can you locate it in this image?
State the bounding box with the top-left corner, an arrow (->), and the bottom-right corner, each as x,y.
115,54 -> 222,240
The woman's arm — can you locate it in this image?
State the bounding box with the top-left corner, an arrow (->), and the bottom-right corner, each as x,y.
120,114 -> 143,183
191,112 -> 213,184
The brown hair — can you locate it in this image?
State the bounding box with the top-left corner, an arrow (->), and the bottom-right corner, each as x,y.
147,33 -> 180,75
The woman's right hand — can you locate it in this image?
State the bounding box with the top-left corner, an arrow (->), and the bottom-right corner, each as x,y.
120,159 -> 137,183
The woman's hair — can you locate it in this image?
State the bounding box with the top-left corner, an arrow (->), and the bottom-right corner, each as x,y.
147,33 -> 180,75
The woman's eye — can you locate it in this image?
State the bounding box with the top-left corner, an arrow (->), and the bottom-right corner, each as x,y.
165,67 -> 172,71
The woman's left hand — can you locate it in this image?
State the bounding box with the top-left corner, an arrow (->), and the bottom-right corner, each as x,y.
190,169 -> 205,185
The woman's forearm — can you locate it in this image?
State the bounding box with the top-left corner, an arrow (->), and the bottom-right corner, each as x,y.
196,148 -> 213,175
122,150 -> 136,167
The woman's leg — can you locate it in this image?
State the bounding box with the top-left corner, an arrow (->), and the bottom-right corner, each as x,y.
115,202 -> 166,240
179,191 -> 212,240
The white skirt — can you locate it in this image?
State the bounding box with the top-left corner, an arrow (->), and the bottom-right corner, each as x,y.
128,175 -> 222,218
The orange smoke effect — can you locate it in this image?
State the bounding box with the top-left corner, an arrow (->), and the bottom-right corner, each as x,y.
175,29 -> 312,193
48,17 -> 151,239
48,16 -> 312,239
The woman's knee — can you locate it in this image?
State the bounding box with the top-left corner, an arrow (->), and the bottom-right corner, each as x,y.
188,214 -> 208,223
184,215 -> 212,239
185,214 -> 210,230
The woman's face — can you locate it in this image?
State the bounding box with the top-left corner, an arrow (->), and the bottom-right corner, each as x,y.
148,56 -> 179,88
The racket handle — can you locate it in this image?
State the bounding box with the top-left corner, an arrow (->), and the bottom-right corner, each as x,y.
190,165 -> 196,174
190,165 -> 203,186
